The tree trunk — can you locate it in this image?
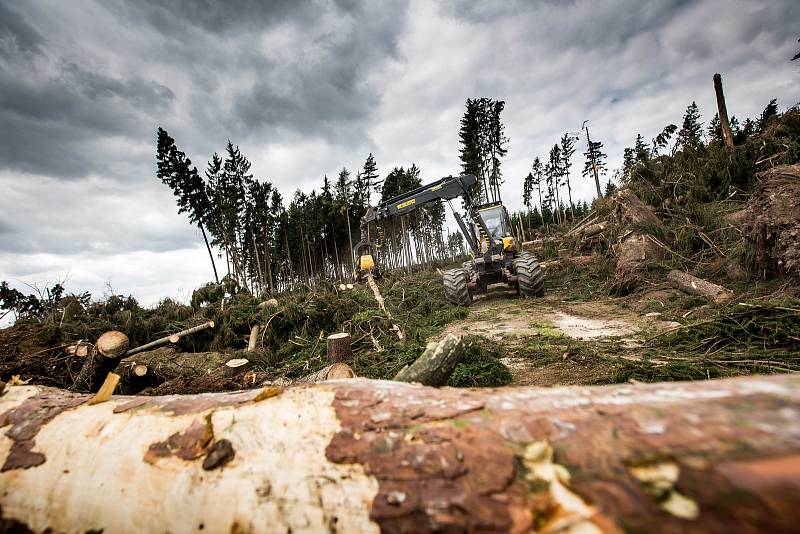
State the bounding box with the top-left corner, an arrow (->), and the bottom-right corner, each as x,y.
124,321 -> 215,357
2,375 -> 800,533
667,270 -> 733,303
713,73 -> 735,149
585,126 -> 603,199
199,223 -> 219,284
393,333 -> 464,386
326,333 -> 352,363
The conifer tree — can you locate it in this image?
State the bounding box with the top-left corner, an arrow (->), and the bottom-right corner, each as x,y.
677,102 -> 703,150
559,134 -> 577,219
756,99 -> 778,133
155,128 -> 219,283
582,139 -> 607,189
362,153 -> 379,205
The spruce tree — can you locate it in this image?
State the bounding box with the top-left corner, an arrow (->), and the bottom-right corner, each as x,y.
362,153 -> 379,205
582,139 -> 608,188
155,128 -> 219,283
559,134 -> 577,220
677,102 -> 703,150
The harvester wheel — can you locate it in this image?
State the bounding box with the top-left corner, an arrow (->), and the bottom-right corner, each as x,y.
462,260 -> 476,277
514,252 -> 544,297
443,268 -> 472,307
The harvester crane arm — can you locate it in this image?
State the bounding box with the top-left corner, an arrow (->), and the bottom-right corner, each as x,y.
354,174 -> 480,275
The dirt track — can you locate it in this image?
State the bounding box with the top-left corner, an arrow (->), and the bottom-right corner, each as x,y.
438,286 -> 685,386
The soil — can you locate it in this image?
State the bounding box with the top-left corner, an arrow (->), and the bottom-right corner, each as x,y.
438,285 -> 686,387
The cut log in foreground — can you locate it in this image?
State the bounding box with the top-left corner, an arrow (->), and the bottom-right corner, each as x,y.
393,333 -> 465,386
667,269 -> 733,303
1,375 -> 800,533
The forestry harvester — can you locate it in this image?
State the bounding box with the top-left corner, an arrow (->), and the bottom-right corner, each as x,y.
354,173 -> 544,306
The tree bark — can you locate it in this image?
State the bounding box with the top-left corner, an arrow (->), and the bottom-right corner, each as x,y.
667,270 -> 733,303
393,333 -> 464,386
326,333 -> 352,363
713,73 -> 735,149
2,375 -> 800,533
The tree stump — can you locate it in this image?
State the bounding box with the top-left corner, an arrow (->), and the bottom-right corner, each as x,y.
326,333 -> 352,363
223,358 -> 250,378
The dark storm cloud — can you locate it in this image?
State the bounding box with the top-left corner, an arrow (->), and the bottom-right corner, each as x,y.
228,1 -> 407,143
0,58 -> 174,178
0,2 -> 43,57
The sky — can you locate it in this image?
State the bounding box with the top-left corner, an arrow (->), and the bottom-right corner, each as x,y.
0,0 -> 797,313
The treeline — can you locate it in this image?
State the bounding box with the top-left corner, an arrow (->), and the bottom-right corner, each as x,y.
156,129 -> 465,294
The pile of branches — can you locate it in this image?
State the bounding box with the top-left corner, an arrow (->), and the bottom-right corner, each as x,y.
652,301 -> 800,373
1,270 -> 512,392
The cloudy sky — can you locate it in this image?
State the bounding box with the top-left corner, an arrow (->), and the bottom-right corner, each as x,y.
0,0 -> 797,312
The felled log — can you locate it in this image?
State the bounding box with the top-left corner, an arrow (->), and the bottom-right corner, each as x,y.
124,321 -> 215,357
326,332 -> 352,363
393,333 -> 464,386
580,222 -> 607,238
667,270 -> 733,303
540,255 -> 595,269
96,331 -> 130,358
114,348 -> 231,387
1,375 -> 800,532
65,341 -> 90,358
296,362 -> 355,383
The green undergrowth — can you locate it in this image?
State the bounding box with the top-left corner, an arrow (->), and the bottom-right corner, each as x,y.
509,297 -> 800,385
5,269 -> 511,388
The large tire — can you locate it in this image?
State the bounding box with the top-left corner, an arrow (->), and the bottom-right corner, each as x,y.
462,260 -> 476,277
443,268 -> 472,306
514,252 -> 544,297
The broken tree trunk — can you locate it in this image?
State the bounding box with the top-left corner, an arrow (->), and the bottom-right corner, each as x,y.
2,375 -> 800,532
365,271 -> 406,342
393,333 -> 464,386
124,321 -> 215,357
247,325 -> 261,352
713,73 -> 735,149
667,270 -> 733,303
326,333 -> 352,363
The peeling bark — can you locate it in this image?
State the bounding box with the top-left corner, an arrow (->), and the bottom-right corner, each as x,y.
0,376 -> 799,533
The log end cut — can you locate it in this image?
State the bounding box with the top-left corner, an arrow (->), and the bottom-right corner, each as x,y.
96,331 -> 129,358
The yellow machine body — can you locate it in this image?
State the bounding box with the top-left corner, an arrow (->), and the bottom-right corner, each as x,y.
359,254 -> 375,271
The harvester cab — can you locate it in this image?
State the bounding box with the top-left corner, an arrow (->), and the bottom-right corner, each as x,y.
355,174 -> 544,305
